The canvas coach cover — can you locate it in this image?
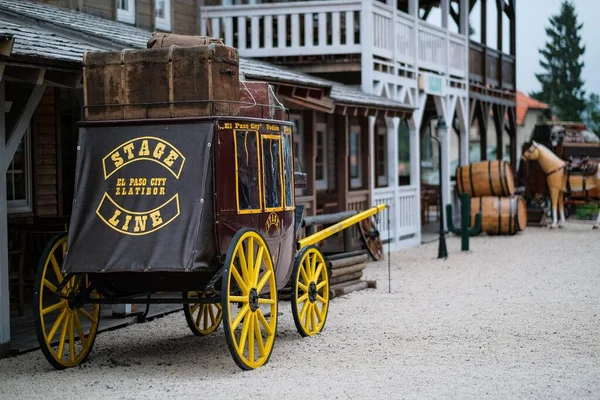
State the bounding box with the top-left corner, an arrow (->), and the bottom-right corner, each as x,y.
63,121 -> 216,273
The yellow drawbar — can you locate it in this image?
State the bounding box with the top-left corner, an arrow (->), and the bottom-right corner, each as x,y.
297,204 -> 387,251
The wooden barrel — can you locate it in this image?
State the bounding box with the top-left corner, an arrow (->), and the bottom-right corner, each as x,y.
456,160 -> 515,197
471,196 -> 527,235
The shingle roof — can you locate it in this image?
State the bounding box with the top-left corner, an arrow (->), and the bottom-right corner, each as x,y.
239,58 -> 330,89
0,0 -> 150,49
0,19 -> 104,62
516,90 -> 549,126
0,0 -> 413,112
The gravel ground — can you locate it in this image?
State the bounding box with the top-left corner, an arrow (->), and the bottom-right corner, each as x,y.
1,223 -> 599,400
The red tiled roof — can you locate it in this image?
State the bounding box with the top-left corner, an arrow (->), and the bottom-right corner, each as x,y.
516,90 -> 549,126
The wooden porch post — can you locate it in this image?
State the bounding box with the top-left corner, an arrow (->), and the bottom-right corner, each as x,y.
368,115 -> 375,206
335,113 -> 349,211
0,81 -> 10,357
493,103 -> 506,160
304,109 -> 316,216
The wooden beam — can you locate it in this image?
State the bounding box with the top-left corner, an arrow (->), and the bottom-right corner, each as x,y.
0,35 -> 14,57
335,113 -> 349,211
449,4 -> 460,29
4,83 -> 47,172
0,80 -> 10,357
492,103 -> 506,160
422,5 -> 433,20
2,66 -> 46,85
509,0 -> 516,57
44,70 -> 82,88
481,0 -> 488,87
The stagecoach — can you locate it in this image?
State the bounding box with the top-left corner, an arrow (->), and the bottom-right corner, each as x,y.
33,90 -> 385,371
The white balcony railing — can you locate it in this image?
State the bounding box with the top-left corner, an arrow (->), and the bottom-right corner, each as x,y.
373,186 -> 419,242
201,0 -> 467,78
201,0 -> 362,57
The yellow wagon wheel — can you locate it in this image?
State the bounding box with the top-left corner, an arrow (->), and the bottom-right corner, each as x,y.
291,245 -> 330,337
33,233 -> 101,369
183,291 -> 222,336
221,228 -> 278,370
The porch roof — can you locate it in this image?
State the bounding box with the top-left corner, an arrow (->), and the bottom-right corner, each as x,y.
0,0 -> 414,114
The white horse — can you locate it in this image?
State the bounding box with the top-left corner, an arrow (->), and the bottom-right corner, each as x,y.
522,141 -> 600,229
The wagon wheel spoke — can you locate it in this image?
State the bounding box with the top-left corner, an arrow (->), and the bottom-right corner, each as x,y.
231,266 -> 248,294
237,313 -> 251,355
73,313 -> 87,347
256,269 -> 272,292
77,308 -> 98,325
253,246 -> 264,286
68,315 -> 76,363
231,304 -> 250,330
247,313 -> 255,364
256,309 -> 274,337
254,314 -> 266,357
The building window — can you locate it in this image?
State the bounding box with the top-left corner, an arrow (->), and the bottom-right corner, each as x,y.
349,125 -> 362,189
375,121 -> 388,187
315,123 -> 327,190
116,0 -> 136,25
7,126 -> 32,213
154,0 -> 172,32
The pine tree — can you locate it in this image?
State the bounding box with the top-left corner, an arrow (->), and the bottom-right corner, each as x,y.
531,1 -> 586,122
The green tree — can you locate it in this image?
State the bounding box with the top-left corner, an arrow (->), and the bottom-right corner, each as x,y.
584,93 -> 600,138
531,1 -> 586,122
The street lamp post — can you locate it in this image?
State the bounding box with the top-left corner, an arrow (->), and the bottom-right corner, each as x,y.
429,117 -> 448,259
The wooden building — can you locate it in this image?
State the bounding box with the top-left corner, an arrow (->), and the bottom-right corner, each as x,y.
201,0 -> 517,245
0,0 -> 413,357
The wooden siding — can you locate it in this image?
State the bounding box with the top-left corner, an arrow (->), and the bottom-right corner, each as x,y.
137,0 -> 153,30
33,87 -> 58,217
82,0 -> 113,20
174,0 -> 197,35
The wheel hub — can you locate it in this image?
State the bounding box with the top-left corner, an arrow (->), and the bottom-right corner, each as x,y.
249,288 -> 259,311
308,282 -> 318,303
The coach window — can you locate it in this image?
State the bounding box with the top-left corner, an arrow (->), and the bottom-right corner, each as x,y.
282,132 -> 294,209
262,135 -> 283,211
235,130 -> 261,213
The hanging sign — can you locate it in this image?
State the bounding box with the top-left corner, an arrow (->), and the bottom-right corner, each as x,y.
418,73 -> 446,96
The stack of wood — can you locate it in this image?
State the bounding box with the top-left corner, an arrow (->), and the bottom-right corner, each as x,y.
279,249 -> 376,300
455,160 -> 527,235
325,250 -> 377,298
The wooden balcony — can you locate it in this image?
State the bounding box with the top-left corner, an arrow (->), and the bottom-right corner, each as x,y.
469,41 -> 515,95
201,0 -> 468,79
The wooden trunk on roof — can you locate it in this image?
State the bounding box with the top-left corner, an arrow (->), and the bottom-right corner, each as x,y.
82,44 -> 240,121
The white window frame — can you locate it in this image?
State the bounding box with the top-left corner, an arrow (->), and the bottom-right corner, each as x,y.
7,125 -> 33,213
154,0 -> 172,32
315,122 -> 328,191
350,124 -> 362,189
116,0 -> 136,25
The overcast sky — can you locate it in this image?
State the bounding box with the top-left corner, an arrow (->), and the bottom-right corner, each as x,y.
515,0 -> 600,97
429,0 -> 599,97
